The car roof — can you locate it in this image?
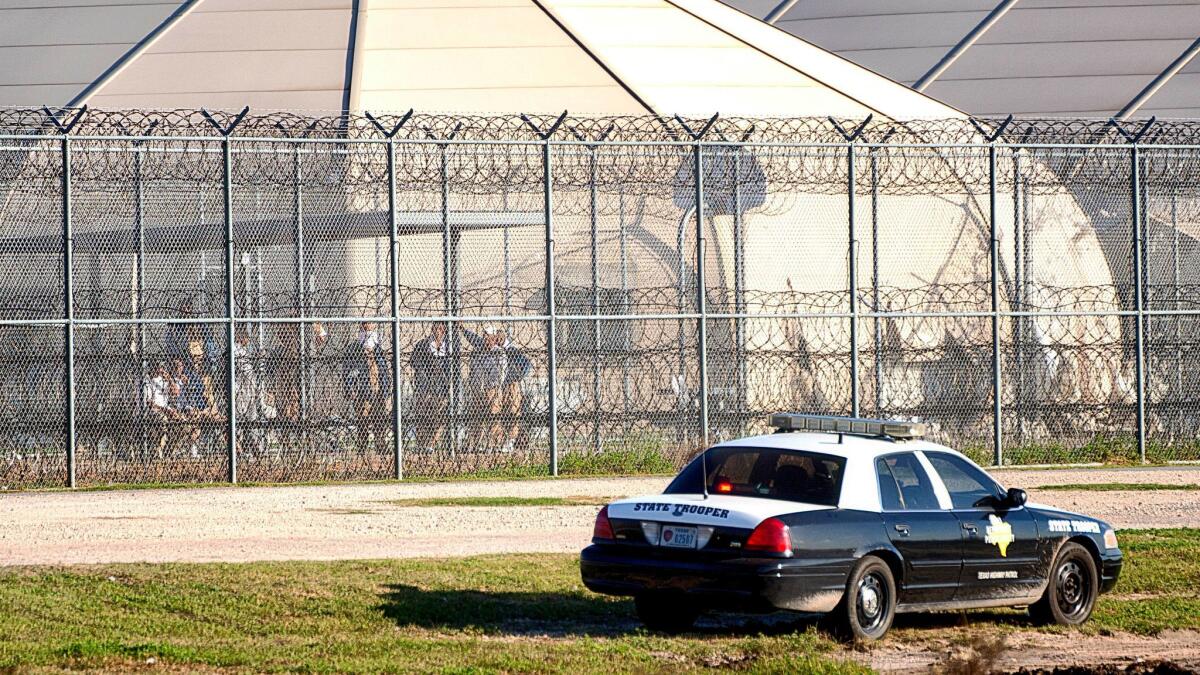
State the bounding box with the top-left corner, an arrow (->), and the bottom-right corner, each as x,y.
714,431 -> 960,462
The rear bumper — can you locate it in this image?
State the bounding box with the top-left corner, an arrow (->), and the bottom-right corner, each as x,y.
1099,551 -> 1123,593
579,545 -> 846,613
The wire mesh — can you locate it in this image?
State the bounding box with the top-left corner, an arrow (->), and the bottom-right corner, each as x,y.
2,109 -> 1200,486
75,322 -> 230,483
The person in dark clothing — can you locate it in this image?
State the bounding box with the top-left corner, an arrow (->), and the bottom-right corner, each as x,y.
344,322 -> 392,453
464,326 -> 531,452
410,323 -> 454,450
164,298 -> 217,373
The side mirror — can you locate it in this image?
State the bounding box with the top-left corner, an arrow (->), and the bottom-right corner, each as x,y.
1005,487 -> 1028,508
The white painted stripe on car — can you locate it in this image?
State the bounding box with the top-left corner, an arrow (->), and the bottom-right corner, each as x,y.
607,493 -> 832,529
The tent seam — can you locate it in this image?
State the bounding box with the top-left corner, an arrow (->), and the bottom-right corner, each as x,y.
68,0 -> 204,107
659,0 -> 889,118
527,0 -> 659,117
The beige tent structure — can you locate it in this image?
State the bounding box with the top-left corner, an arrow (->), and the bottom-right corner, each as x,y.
46,0 -> 955,118
0,0 -> 1123,438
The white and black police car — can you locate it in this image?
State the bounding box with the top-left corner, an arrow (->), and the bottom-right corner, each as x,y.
580,414 -> 1122,640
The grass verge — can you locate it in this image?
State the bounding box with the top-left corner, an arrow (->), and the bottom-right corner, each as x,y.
1,531 -> 1195,672
0,555 -> 861,674
1036,483 -> 1200,492
384,496 -> 612,508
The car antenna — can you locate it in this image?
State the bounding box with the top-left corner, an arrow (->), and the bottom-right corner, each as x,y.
700,446 -> 709,499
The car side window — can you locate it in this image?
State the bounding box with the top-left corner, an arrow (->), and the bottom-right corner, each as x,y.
926,452 -> 1004,509
875,453 -> 940,511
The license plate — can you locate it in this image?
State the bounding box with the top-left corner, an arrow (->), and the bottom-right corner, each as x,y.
660,525 -> 698,549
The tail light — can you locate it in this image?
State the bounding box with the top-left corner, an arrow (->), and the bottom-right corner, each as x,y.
745,517 -> 792,555
593,506 -> 615,540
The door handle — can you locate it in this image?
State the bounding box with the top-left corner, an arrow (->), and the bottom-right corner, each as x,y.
894,524 -> 911,536
962,523 -> 978,535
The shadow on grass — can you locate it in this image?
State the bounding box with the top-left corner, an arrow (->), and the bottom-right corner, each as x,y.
377,584 -> 830,637
378,584 -> 634,636
377,585 -> 1043,639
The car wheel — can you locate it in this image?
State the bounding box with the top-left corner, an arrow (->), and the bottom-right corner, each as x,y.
634,594 -> 700,633
830,555 -> 896,642
1029,542 -> 1099,626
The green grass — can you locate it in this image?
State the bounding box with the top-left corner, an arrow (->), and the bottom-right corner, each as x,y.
1036,483 -> 1200,492
559,448 -> 678,476
0,555 -> 862,674
384,496 -> 612,508
1088,528 -> 1200,635
960,435 -> 1200,466
4,529 -> 1199,673
2,530 -> 1198,671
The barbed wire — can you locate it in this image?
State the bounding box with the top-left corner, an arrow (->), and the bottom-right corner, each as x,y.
6,280 -> 1181,323
5,130 -> 1200,202
3,107 -> 1198,144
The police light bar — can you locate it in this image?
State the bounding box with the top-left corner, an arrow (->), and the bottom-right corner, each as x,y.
769,413 -> 927,441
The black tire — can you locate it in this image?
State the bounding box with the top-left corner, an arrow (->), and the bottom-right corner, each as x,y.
1029,542 -> 1099,626
829,555 -> 896,642
634,594 -> 700,633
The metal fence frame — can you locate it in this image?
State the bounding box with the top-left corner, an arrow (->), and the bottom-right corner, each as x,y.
3,110 -> 1198,487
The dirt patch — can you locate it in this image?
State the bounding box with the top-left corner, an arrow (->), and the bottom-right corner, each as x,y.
1012,662 -> 1197,674
3,468 -> 1200,566
864,629 -> 1200,674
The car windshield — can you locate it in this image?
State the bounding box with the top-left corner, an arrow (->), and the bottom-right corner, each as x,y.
664,446 -> 845,506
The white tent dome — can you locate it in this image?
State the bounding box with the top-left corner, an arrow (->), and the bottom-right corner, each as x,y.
0,0 -> 1125,437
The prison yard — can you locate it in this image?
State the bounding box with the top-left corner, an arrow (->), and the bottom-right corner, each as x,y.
4,108 -> 1200,493
3,0 -> 1200,671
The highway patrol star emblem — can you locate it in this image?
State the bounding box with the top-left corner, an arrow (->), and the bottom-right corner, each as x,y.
985,514 -> 1014,557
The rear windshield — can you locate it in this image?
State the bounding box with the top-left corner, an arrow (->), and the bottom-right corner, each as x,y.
664,446 -> 845,506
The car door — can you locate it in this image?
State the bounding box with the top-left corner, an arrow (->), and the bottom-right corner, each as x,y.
875,452 -> 963,605
924,452 -> 1042,602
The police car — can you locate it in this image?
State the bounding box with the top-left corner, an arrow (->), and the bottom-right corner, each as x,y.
580,414 -> 1122,640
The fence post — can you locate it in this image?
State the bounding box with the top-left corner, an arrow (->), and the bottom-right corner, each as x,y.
544,139 -> 559,475
1132,144 -> 1147,463
989,143 -> 1003,466
294,144 -> 310,422
733,148 -> 747,434
694,142 -> 710,446
439,142 -> 460,456
1011,150 -> 1022,438
590,144 -> 602,456
222,134 -> 237,483
870,146 -> 882,415
62,136 -> 76,488
135,138 -> 148,458
1172,192 -> 1182,429
847,142 -> 860,417
387,139 -> 404,479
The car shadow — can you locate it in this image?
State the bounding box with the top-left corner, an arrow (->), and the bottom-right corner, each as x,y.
377,584 -> 634,636
377,585 -> 1038,638
376,584 -> 828,637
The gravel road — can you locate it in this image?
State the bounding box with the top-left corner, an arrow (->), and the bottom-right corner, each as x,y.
1,467 -> 1197,566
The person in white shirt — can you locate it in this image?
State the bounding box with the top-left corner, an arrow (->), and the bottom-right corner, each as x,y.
143,362 -> 177,458
346,322 -> 391,452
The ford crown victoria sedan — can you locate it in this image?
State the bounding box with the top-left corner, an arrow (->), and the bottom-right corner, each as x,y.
580,414 -> 1122,640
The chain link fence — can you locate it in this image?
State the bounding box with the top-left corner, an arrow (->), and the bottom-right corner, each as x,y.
1,108 -> 1198,487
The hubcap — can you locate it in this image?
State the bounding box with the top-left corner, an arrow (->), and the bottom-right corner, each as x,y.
857,573 -> 887,630
1056,560 -> 1088,617
861,586 -> 879,617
